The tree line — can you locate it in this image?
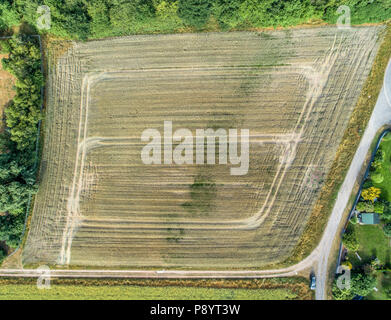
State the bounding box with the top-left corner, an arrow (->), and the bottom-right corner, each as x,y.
0,36 -> 42,261
0,1 -> 390,39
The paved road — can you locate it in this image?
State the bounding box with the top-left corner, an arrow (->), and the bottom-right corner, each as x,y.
0,60 -> 390,300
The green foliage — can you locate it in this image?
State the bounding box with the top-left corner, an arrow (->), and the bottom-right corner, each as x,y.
178,0 -> 212,28
0,2 -> 20,31
332,271 -> 376,300
381,202 -> 391,222
374,201 -> 384,214
362,179 -> 373,189
374,148 -> 385,163
212,0 -> 242,29
332,282 -> 354,300
86,0 -> 111,38
324,0 -> 391,25
8,0 -> 391,39
371,148 -> 385,172
382,132 -> 391,142
2,36 -> 43,151
0,213 -> 25,249
0,282 -> 300,300
108,0 -> 155,34
350,215 -> 358,225
0,247 -> 5,264
342,228 -> 360,252
356,201 -> 374,213
154,0 -> 180,22
0,149 -> 37,214
371,171 -> 384,183
238,0 -> 320,28
0,36 -> 42,251
351,272 -> 377,296
383,224 -> 391,237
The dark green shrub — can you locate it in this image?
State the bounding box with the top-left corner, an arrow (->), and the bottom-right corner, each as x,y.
178,0 -> 212,28
383,224 -> 391,237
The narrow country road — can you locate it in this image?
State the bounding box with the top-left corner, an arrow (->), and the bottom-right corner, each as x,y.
0,59 -> 390,300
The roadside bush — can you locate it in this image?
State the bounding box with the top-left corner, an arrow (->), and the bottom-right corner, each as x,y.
342,229 -> 360,252
350,215 -> 358,225
356,201 -> 374,213
362,179 -> 373,189
371,148 -> 385,172
374,148 -> 385,162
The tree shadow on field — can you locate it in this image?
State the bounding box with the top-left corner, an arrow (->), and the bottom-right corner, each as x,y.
181,173 -> 216,216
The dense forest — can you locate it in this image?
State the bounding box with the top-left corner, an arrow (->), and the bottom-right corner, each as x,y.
0,1 -> 390,39
0,36 -> 42,260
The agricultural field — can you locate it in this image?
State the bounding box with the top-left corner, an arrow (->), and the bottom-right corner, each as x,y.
0,278 -> 312,300
0,284 -> 298,300
22,26 -> 384,269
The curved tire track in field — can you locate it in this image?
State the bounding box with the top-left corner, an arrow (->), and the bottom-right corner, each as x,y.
58,52 -> 333,258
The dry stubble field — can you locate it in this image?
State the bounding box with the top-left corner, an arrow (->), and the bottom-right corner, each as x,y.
22,26 -> 384,269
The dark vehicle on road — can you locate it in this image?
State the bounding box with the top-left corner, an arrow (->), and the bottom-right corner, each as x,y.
310,274 -> 316,290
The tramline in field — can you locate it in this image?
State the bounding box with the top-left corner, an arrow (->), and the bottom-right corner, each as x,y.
23,26 -> 384,268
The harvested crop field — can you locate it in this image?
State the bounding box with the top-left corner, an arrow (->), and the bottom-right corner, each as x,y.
22,26 -> 384,269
